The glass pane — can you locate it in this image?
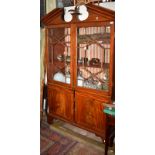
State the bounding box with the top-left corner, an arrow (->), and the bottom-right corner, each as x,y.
48,27 -> 71,84
77,26 -> 110,91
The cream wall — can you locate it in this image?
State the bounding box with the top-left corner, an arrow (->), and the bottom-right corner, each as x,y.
46,0 -> 56,13
40,0 -> 56,80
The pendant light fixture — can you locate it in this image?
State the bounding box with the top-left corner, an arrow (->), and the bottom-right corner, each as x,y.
64,0 -> 89,22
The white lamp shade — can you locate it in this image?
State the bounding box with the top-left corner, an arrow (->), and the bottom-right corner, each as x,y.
64,5 -> 89,22
78,5 -> 87,12
78,5 -> 89,21
78,11 -> 89,21
64,13 -> 73,22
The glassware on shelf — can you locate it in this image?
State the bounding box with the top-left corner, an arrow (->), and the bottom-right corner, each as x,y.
106,26 -> 111,33
83,77 -> 97,89
65,71 -> 70,84
57,54 -> 64,61
83,57 -> 88,64
77,71 -> 84,86
89,58 -> 100,65
79,57 -> 88,65
103,69 -> 109,81
65,55 -> 71,63
78,58 -> 83,64
102,84 -> 109,90
97,81 -> 102,89
103,72 -> 107,80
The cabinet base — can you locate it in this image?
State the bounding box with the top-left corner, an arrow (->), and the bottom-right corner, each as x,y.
47,114 -> 54,124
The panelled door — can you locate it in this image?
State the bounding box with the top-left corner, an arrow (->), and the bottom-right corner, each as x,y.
48,85 -> 74,122
75,92 -> 107,134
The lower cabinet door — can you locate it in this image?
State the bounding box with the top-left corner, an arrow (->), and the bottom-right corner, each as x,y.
75,92 -> 106,134
48,85 -> 74,122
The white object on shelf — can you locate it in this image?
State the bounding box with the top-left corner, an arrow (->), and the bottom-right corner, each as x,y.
66,77 -> 70,84
53,72 -> 65,82
66,74 -> 70,84
77,75 -> 84,86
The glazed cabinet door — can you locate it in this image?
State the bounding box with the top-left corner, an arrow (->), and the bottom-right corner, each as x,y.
75,92 -> 106,134
48,86 -> 74,122
47,27 -> 72,86
74,23 -> 115,96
